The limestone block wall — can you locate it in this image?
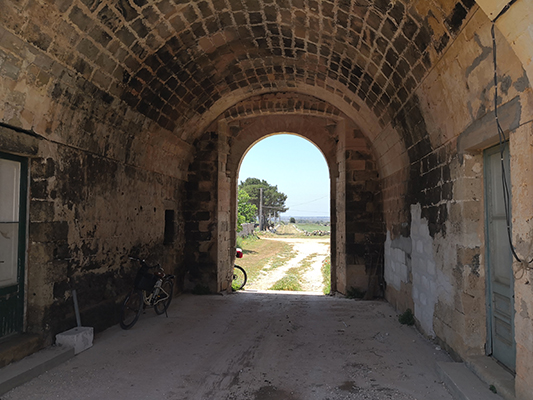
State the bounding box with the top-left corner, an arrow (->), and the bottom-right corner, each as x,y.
384,232 -> 412,311
26,147 -> 186,337
383,5 -> 533,381
1,125 -> 188,344
0,26 -> 190,343
344,128 -> 384,295
385,204 -> 449,339
509,122 -> 533,399
409,204 -> 438,337
384,235 -> 408,292
184,130 -> 219,293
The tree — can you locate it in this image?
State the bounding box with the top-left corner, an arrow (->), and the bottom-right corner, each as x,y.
237,189 -> 257,232
239,178 -> 288,228
290,217 -> 296,223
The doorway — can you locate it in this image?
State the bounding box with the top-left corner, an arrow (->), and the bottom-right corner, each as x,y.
237,134 -> 331,293
0,153 -> 27,339
484,143 -> 516,371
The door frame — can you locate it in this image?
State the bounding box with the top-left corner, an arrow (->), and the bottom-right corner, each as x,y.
483,143 -> 516,371
0,151 -> 28,339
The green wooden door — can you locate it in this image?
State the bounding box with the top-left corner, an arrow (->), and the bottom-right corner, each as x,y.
0,153 -> 27,338
484,144 -> 516,371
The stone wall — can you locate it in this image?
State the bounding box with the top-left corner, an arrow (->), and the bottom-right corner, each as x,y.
344,128 -> 384,296
383,7 -> 533,380
1,1 -> 533,397
184,130 -> 219,293
1,122 -> 188,345
238,223 -> 255,237
0,25 -> 190,344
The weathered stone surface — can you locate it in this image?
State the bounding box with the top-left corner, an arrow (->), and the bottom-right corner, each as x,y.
1,1 -> 533,398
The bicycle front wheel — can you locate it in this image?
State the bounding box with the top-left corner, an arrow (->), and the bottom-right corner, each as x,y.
120,289 -> 143,329
154,279 -> 174,315
232,265 -> 247,291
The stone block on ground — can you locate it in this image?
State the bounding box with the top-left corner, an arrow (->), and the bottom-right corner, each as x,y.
55,327 -> 94,355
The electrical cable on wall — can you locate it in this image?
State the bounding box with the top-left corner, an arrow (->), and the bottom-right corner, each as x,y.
491,21 -> 533,279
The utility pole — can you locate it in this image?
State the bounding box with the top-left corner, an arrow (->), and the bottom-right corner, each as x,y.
259,188 -> 263,231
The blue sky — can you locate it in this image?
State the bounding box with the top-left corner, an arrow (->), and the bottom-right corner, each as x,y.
238,134 -> 330,218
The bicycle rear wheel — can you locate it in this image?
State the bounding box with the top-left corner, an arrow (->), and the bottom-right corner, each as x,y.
154,279 -> 174,315
120,289 -> 143,329
232,265 -> 247,291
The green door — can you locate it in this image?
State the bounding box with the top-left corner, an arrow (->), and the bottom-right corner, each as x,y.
0,153 -> 27,338
484,144 -> 515,371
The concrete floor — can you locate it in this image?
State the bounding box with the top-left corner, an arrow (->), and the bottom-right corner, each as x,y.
3,292 -> 455,400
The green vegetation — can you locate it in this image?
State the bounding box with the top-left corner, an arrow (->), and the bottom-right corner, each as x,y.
268,253 -> 316,291
296,223 -> 331,233
235,235 -> 294,284
239,177 -> 288,224
398,308 -> 415,326
270,223 -> 327,238
269,271 -> 303,291
321,256 -> 331,295
236,226 -> 331,293
236,233 -> 259,249
263,244 -> 296,272
237,189 -> 257,232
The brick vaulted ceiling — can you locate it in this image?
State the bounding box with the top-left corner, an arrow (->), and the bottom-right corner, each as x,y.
2,0 -> 476,141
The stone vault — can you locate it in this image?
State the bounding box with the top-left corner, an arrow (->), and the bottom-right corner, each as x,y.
1,0 -> 533,398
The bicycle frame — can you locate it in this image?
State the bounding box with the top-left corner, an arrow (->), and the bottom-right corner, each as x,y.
142,281 -> 171,306
120,257 -> 175,330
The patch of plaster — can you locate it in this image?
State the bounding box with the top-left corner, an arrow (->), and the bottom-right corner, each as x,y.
513,70 -> 530,92
410,204 -> 437,337
384,231 -> 410,291
385,204 -> 457,338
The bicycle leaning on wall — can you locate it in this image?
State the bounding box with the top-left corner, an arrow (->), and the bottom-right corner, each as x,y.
120,257 -> 175,329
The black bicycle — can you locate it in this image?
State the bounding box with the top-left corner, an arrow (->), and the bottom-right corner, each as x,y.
232,248 -> 247,291
120,257 -> 175,329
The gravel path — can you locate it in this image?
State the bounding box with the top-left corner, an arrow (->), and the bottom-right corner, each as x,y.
246,237 -> 330,292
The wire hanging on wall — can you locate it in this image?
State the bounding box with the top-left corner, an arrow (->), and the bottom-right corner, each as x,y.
491,20 -> 533,278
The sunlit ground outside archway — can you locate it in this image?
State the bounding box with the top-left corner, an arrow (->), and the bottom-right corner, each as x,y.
236,134 -> 331,294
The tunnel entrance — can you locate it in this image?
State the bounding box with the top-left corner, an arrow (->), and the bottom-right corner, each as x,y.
181,94 -> 385,297
237,134 -> 331,293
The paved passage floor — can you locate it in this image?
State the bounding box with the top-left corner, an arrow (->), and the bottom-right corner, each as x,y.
3,292 -> 454,400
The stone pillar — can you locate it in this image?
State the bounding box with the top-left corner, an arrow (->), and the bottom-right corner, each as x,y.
343,124 -> 384,296
335,120 -> 346,294
217,121 -> 232,292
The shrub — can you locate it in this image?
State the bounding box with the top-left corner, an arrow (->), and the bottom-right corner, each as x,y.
398,308 -> 415,325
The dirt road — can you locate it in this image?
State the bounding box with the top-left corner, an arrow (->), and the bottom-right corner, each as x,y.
3,293 -> 454,400
246,237 -> 330,292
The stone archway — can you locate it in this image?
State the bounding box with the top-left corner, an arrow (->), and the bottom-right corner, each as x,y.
197,93 -> 387,297
221,114 -> 342,294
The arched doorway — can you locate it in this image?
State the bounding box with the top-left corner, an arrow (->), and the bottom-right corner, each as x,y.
237,133 -> 331,291
213,111 -> 384,297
